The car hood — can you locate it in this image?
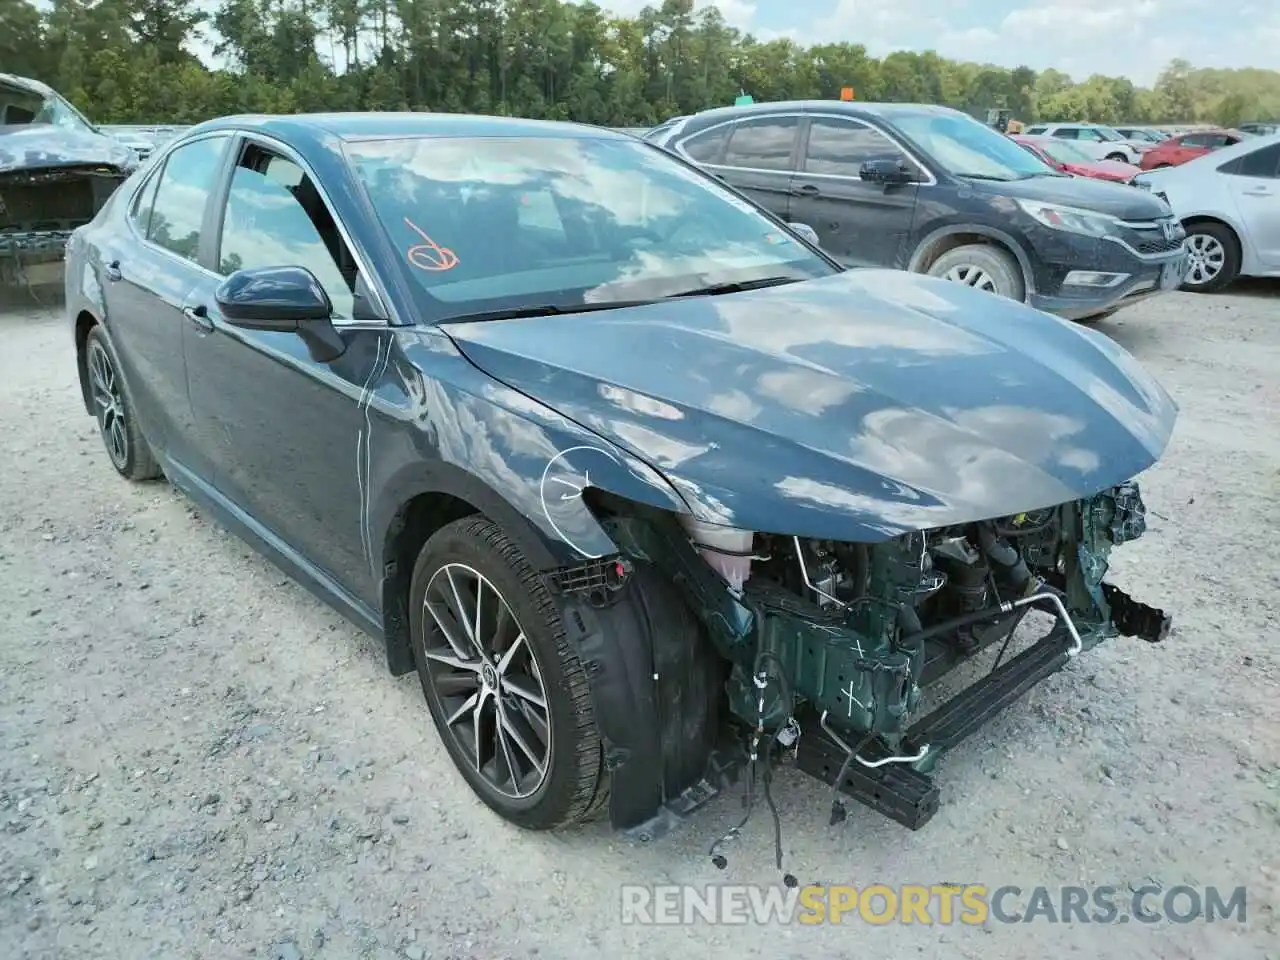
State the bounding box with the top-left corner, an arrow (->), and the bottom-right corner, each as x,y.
442,270 -> 1178,542
965,172 -> 1168,219
0,124 -> 137,174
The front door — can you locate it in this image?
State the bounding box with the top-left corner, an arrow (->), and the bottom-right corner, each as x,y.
181,138 -> 391,605
1227,141 -> 1280,269
99,133 -> 234,479
788,116 -> 922,269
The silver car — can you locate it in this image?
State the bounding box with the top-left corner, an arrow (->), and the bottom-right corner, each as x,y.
1020,122 -> 1149,165
1132,132 -> 1280,292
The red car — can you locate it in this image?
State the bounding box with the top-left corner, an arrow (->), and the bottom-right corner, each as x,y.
1010,134 -> 1141,183
1138,129 -> 1248,170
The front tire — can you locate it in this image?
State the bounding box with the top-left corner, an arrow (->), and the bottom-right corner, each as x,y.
408,516 -> 606,830
1106,151 -> 1130,163
84,325 -> 161,482
1180,222 -> 1240,293
926,244 -> 1026,302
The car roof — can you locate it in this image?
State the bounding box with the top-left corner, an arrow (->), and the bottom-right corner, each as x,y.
181,112 -> 632,144
0,72 -> 53,97
677,99 -> 967,128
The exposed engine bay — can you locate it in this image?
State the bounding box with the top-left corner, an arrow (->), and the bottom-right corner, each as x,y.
564,480 -> 1171,840
0,165 -> 127,280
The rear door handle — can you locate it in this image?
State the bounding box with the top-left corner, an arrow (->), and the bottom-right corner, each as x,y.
1242,188 -> 1271,197
792,183 -> 820,197
104,260 -> 122,282
183,304 -> 214,334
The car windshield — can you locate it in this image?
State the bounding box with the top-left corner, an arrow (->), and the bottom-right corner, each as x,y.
1038,139 -> 1096,164
345,134 -> 836,321
891,112 -> 1060,181
0,83 -> 97,133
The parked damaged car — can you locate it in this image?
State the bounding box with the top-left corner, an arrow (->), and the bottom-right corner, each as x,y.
65,114 -> 1175,839
1,72 -> 139,283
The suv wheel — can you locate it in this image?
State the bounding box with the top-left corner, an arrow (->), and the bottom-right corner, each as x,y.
1180,222 -> 1239,293
408,516 -> 607,830
926,245 -> 1026,302
1105,151 -> 1130,163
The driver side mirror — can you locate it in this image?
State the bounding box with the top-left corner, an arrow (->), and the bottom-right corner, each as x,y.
859,158 -> 916,185
215,265 -> 348,364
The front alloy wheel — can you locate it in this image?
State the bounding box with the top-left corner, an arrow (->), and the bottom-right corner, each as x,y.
408,516 -> 607,830
421,562 -> 550,799
1179,222 -> 1240,293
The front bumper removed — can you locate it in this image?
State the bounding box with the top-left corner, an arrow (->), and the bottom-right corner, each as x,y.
796,582 -> 1170,830
615,579 -> 1170,841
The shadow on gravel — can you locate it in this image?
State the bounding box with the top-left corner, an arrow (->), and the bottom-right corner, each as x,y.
1223,277 -> 1280,300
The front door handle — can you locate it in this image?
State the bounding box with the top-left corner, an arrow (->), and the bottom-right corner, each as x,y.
1241,188 -> 1271,197
104,260 -> 122,282
183,304 -> 214,334
792,183 -> 820,197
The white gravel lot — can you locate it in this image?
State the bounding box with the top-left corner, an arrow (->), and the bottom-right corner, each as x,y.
1,283 -> 1278,960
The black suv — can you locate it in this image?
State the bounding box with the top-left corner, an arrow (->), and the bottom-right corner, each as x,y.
646,101 -> 1189,321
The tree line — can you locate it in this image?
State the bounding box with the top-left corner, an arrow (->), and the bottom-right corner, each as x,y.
3,0 -> 1278,129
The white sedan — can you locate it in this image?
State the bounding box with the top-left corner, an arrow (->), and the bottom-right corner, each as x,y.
1133,132 -> 1280,292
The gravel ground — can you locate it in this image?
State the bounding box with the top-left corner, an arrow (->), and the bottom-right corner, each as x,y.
2,283 -> 1278,960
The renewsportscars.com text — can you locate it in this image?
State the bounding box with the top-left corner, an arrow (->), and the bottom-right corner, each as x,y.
620,884 -> 1248,926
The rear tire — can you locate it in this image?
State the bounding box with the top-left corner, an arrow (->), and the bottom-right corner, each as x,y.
1180,221 -> 1240,293
1105,151 -> 1130,163
925,244 -> 1026,302
408,515 -> 607,830
84,325 -> 162,482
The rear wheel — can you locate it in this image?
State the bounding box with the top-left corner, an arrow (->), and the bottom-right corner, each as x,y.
925,244 -> 1026,302
1180,222 -> 1240,293
408,516 -> 606,830
84,325 -> 161,481
1105,151 -> 1130,163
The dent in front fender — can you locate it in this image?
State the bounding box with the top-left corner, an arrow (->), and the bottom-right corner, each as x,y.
370,332 -> 693,576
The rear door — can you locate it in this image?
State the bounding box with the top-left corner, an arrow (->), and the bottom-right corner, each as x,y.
697,113 -> 801,221
787,114 -> 923,268
100,132 -> 234,479
1223,142 -> 1280,269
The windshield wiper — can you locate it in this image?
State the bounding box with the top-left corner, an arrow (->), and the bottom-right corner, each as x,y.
954,173 -> 1016,182
439,299 -> 658,324
666,275 -> 801,298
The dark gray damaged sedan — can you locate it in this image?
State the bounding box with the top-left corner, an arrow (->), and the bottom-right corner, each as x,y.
64,111 -> 1176,838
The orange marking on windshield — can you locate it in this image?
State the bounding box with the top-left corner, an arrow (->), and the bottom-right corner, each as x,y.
403,217 -> 459,272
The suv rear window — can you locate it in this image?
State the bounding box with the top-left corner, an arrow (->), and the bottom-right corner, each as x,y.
721,116 -> 800,171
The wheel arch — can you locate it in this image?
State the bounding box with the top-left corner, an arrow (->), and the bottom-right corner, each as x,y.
375,461 -> 568,677
1180,214 -> 1243,255
74,309 -> 101,416
908,225 -> 1035,299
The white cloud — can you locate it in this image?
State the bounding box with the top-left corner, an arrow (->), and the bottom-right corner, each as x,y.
811,0 -> 1280,86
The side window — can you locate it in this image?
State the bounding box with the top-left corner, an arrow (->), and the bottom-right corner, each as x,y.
802,117 -> 907,176
1234,143 -> 1280,179
1025,126 -> 1047,135
216,143 -> 356,318
1054,128 -> 1079,140
1180,134 -> 1209,147
1077,129 -> 1103,141
146,135 -> 230,262
129,168 -> 162,235
721,116 -> 801,171
679,126 -> 729,164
